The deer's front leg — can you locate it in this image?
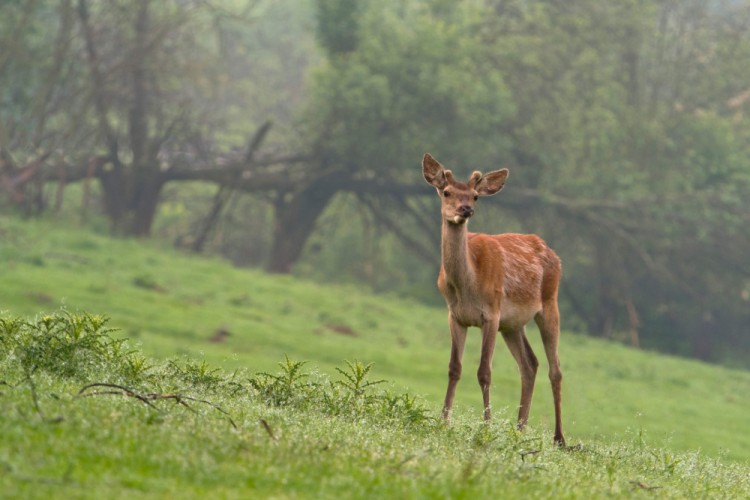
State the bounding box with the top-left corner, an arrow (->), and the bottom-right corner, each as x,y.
478,315 -> 501,421
442,313 -> 467,421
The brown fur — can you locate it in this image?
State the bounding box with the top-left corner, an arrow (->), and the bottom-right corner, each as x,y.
422,153 -> 565,446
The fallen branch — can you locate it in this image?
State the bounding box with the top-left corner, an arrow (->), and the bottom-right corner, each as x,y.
24,367 -> 64,424
76,382 -> 157,408
629,480 -> 662,491
76,382 -> 237,428
520,449 -> 541,462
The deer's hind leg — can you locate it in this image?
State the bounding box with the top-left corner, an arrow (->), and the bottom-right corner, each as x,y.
535,301 -> 565,446
500,326 -> 539,429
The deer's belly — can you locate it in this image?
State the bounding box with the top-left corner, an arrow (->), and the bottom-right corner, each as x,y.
498,299 -> 542,330
447,295 -> 540,330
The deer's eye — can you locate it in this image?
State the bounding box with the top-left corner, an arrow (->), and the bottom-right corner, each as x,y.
474,195 -> 479,201
443,190 -> 451,197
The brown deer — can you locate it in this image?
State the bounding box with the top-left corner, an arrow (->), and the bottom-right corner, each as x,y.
422,153 -> 565,446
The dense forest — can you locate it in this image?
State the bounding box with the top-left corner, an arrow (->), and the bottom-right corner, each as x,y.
1,0 -> 749,367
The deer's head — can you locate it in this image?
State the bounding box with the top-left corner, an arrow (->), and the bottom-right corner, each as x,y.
422,153 -> 509,225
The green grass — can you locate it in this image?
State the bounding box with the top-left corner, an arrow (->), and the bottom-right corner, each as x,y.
0,313 -> 748,499
1,214 -> 750,496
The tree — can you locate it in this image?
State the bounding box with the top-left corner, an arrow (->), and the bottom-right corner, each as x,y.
0,0 -> 78,214
1,0 -> 307,236
478,0 -> 750,361
73,0 -> 254,236
265,0 -> 514,273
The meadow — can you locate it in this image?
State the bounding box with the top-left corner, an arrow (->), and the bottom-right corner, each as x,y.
1,215 -> 749,498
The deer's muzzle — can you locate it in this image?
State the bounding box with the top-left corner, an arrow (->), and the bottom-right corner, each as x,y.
458,205 -> 474,218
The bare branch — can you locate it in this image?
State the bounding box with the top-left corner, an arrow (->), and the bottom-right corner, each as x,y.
245,121 -> 273,162
31,0 -> 75,144
0,0 -> 38,74
76,382 -> 237,428
76,0 -> 119,160
358,193 -> 438,266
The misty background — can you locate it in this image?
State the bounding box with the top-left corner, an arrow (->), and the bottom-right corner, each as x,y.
1,0 -> 749,367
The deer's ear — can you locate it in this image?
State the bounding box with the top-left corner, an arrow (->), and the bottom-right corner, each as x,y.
422,153 -> 448,189
475,168 -> 509,196
468,171 -> 483,189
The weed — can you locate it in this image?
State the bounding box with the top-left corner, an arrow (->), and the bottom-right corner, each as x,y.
167,359 -> 222,389
651,450 -> 682,476
380,392 -> 431,426
122,354 -> 153,382
335,360 -> 385,396
250,356 -> 313,407
1,312 -> 119,379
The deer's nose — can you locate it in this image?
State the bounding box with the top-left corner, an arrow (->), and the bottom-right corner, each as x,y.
458,205 -> 474,218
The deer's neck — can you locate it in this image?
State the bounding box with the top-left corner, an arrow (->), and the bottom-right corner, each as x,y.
441,220 -> 476,286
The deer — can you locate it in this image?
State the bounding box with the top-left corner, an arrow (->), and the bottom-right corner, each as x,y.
422,153 -> 565,446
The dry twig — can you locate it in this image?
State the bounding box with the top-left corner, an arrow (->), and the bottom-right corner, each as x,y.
629,480 -> 662,491
259,418 -> 277,441
76,382 -> 237,428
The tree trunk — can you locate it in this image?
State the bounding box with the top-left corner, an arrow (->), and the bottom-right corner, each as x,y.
98,166 -> 127,232
98,166 -> 165,237
589,237 -> 621,338
130,174 -> 164,236
192,185 -> 233,252
267,177 -> 339,274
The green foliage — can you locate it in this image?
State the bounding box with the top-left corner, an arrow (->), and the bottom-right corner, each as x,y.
0,312 -> 125,381
334,359 -> 384,395
250,356 -> 312,407
294,0 -> 516,295
167,359 -> 223,389
468,0 -> 750,362
0,0 -> 74,154
305,0 -> 514,179
294,0 -> 747,363
315,0 -> 366,55
248,356 -> 430,427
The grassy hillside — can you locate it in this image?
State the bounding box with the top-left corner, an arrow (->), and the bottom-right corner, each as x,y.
1,313 -> 749,499
2,214 -> 750,468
